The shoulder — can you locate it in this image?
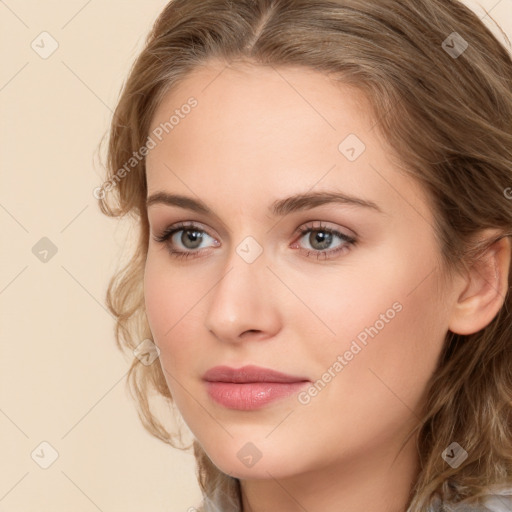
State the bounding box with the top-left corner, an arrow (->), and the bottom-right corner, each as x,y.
437,487 -> 512,512
410,486 -> 512,512
480,487 -> 512,512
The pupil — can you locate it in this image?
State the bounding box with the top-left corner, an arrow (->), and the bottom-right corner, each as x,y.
311,231 -> 332,250
183,230 -> 202,249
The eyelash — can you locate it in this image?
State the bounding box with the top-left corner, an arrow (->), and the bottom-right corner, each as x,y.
152,221 -> 357,261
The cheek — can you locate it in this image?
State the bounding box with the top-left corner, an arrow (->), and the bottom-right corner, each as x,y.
143,254 -> 207,382
144,256 -> 174,339
300,239 -> 448,391
144,256 -> 182,356
291,270 -> 447,460
318,261 -> 447,421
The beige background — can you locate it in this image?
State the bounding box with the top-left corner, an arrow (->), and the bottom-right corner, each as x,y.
0,1 -> 510,511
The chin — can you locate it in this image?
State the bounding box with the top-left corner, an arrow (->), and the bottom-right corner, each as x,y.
202,441 -> 300,480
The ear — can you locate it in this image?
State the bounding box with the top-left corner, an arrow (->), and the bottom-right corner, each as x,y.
448,230 -> 511,335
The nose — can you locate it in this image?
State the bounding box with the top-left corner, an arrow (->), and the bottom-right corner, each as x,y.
203,245 -> 282,344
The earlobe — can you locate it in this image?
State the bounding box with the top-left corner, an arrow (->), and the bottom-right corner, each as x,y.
448,232 -> 511,336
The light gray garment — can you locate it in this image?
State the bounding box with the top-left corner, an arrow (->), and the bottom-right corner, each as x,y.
199,483 -> 512,512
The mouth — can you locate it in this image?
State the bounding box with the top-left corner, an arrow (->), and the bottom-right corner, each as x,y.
202,365 -> 310,410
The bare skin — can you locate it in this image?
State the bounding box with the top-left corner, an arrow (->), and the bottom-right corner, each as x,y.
143,60 -> 511,512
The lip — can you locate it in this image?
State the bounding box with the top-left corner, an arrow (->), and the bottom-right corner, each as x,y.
203,365 -> 309,383
203,365 -> 310,410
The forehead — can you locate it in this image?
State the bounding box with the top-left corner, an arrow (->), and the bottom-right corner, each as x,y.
145,60 -> 429,221
148,59 -> 375,147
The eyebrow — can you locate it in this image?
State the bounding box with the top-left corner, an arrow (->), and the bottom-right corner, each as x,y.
146,190 -> 383,216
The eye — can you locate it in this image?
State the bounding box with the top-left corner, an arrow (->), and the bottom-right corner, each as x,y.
152,221 -> 219,260
292,221 -> 356,260
152,221 -> 357,260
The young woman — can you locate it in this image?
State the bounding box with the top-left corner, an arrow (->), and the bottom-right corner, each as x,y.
96,1 -> 512,510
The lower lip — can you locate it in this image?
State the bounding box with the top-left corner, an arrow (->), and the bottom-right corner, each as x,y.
205,381 -> 309,410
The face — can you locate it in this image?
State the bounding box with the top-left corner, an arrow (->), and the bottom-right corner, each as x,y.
143,60 -> 456,480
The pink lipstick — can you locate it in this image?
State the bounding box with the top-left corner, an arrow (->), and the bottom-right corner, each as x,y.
203,365 -> 310,410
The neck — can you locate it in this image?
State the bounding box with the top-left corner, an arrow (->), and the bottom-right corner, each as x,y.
239,430 -> 420,512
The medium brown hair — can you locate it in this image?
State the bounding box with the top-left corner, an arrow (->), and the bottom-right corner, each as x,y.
97,0 -> 512,509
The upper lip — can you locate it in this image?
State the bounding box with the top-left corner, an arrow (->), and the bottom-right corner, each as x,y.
202,365 -> 310,383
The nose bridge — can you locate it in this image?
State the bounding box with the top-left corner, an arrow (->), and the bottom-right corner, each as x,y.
204,236 -> 280,341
